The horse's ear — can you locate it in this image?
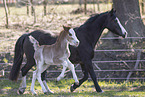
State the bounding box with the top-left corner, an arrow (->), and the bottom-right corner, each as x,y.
110,8 -> 116,15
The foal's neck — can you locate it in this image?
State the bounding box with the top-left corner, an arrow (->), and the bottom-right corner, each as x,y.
55,31 -> 69,52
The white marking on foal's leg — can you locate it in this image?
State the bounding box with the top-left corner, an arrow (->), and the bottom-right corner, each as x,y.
43,80 -> 54,94
18,76 -> 26,94
67,60 -> 79,85
31,71 -> 37,95
57,62 -> 68,81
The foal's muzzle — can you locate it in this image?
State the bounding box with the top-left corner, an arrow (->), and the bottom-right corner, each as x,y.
74,41 -> 79,47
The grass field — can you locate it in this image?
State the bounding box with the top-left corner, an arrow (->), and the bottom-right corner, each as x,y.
0,79 -> 145,97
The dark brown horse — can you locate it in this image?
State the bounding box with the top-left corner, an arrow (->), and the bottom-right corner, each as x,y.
9,9 -> 127,94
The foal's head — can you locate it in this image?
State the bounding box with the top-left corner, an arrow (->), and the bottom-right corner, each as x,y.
63,26 -> 79,47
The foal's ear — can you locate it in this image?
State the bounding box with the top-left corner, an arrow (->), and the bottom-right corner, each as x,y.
63,25 -> 71,31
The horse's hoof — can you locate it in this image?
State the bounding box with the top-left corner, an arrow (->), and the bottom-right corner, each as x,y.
98,90 -> 104,93
75,82 -> 79,86
70,84 -> 75,92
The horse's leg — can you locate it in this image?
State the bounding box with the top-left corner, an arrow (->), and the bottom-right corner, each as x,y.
18,76 -> 26,94
30,70 -> 37,95
86,60 -> 103,93
67,60 -> 79,85
18,59 -> 35,94
19,40 -> 35,94
70,63 -> 88,92
57,62 -> 68,81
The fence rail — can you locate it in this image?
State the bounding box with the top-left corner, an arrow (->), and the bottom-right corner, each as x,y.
0,37 -> 145,80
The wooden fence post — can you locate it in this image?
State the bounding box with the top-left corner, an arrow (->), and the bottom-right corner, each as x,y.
84,0 -> 87,14
96,0 -> 100,12
3,0 -> 9,28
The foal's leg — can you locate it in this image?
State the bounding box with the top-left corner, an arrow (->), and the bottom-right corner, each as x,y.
31,70 -> 37,95
37,63 -> 53,94
70,63 -> 88,92
41,69 -> 53,93
43,80 -> 54,94
18,76 -> 27,94
57,61 -> 68,81
37,70 -> 48,94
67,60 -> 79,85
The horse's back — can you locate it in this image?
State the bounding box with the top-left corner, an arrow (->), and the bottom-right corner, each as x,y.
23,30 -> 57,62
29,30 -> 57,45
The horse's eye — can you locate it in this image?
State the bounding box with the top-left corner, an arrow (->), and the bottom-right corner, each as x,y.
69,33 -> 72,36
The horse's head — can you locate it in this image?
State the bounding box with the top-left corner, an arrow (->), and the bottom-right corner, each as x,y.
105,8 -> 127,38
63,25 -> 79,47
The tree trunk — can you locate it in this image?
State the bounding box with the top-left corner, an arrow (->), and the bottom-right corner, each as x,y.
96,0 -> 100,12
43,0 -> 47,16
30,0 -> 34,16
84,0 -> 87,14
30,0 -> 36,23
3,0 -> 9,28
26,1 -> 29,16
113,0 -> 145,42
79,0 -> 82,7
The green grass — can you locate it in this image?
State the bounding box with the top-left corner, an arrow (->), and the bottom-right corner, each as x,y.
0,79 -> 145,97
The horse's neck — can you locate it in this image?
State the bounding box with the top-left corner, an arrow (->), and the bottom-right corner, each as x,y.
80,16 -> 106,48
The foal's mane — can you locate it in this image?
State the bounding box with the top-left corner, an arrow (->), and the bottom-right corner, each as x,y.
56,29 -> 68,44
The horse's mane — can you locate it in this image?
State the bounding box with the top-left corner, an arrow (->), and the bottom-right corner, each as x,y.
83,12 -> 109,25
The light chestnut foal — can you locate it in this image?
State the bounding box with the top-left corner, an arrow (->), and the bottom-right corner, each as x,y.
29,26 -> 79,95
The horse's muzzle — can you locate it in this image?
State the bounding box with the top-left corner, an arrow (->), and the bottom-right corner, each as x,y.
122,32 -> 128,38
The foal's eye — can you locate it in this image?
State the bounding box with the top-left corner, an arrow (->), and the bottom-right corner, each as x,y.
69,33 -> 72,36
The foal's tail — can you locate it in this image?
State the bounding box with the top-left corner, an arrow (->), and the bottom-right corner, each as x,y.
9,34 -> 27,82
28,35 -> 39,51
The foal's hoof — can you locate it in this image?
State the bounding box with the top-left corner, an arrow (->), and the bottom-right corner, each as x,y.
18,90 -> 24,95
70,84 -> 75,92
17,88 -> 26,95
44,92 -> 49,95
44,91 -> 54,95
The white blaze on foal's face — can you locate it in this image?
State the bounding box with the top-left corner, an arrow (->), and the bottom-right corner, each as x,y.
115,17 -> 128,38
68,28 -> 79,47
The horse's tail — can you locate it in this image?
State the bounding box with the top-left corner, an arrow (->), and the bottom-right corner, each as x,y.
28,35 -> 39,51
9,34 -> 27,82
